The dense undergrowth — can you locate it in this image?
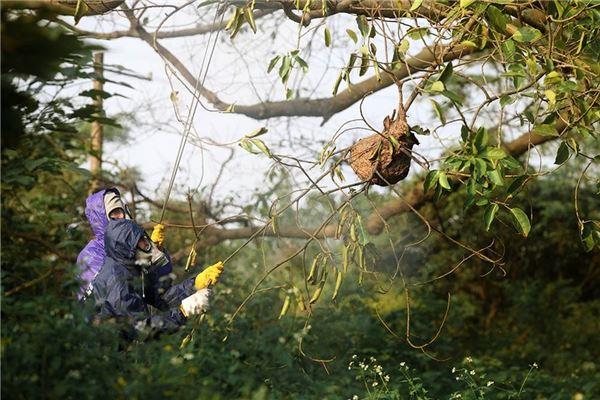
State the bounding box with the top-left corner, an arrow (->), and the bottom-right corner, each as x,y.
2,11 -> 599,400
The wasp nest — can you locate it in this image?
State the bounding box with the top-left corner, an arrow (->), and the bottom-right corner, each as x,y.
349,108 -> 419,186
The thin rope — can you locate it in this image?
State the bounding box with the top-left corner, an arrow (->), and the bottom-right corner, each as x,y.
158,4 -> 225,223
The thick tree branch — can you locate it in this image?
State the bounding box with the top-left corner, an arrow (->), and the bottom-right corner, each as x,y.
2,0 -> 124,15
364,120 -> 568,235
52,9 -> 276,39
164,121 -> 566,261
128,13 -> 477,121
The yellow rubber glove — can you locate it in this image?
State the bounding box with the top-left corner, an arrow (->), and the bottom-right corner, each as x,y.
150,223 -> 165,246
194,261 -> 224,290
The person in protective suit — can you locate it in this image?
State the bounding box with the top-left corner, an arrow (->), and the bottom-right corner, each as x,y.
77,188 -> 172,299
91,218 -> 223,340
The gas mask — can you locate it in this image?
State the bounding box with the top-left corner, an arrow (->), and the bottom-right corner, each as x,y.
104,189 -> 131,220
134,235 -> 169,269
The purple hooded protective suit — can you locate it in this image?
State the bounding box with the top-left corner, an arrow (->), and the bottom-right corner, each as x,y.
77,189 -> 172,297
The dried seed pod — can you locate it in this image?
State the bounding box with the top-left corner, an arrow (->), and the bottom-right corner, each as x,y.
278,295 -> 291,319
349,108 -> 419,186
307,255 -> 320,284
332,271 -> 344,301
309,281 -> 325,304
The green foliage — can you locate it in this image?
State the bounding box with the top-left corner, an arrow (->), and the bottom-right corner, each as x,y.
3,8 -> 600,400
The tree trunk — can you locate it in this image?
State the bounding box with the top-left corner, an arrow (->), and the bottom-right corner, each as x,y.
89,52 -> 103,194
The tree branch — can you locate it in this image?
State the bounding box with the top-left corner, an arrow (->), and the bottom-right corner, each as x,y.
52,9 -> 276,39
163,120 -> 566,260
2,0 -> 124,15
128,13 -> 478,121
364,120 -> 568,235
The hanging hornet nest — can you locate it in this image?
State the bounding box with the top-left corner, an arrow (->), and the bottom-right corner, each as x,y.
349,108 -> 419,186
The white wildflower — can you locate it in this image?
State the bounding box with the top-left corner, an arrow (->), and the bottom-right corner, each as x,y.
352,354 -> 358,359
399,362 -> 406,367
372,381 -> 378,387
469,370 -> 475,376
465,356 -> 473,363
352,396 -> 359,400
532,362 -> 538,369
384,375 -> 390,382
486,381 -> 494,387
452,367 -> 457,373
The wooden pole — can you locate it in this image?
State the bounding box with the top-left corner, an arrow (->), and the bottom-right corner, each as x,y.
89,52 -> 104,194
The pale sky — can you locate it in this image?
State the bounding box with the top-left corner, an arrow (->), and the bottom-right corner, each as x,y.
72,6 -> 467,213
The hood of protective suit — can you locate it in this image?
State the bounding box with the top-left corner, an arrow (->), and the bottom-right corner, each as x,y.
104,219 -> 145,265
84,190 -> 110,239
104,219 -> 169,270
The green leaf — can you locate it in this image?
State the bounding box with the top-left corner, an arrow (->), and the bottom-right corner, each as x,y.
250,139 -> 272,158
74,0 -> 89,24
356,215 -> 369,246
512,27 -> 542,43
581,222 -> 599,252
461,40 -> 478,49
393,41 -> 408,69
424,170 -> 440,192
347,53 -> 358,70
279,56 -> 291,81
372,58 -> 381,82
429,81 -> 445,92
245,127 -> 268,138
243,7 -> 257,33
239,139 -> 257,154
484,204 -> 499,231
397,39 -> 409,55
486,5 -> 509,33
506,175 -> 527,196
410,0 -> 423,11
487,169 -> 504,186
438,171 -> 451,190
461,125 -> 470,143
439,62 -> 453,83
472,158 -> 487,179
533,124 -> 559,136
411,125 -> 430,136
544,89 -> 556,106
356,15 -> 369,37
500,156 -> 522,171
332,71 -> 344,95
359,54 -> 370,76
267,55 -> 280,73
430,99 -> 446,125
346,29 -> 358,43
295,55 -> 309,73
407,27 -> 429,40
500,95 -> 516,107
229,9 -> 246,39
554,141 -> 570,164
441,90 -> 463,106
482,147 -> 507,161
510,207 -> 531,237
324,27 -> 332,47
474,128 -> 488,150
